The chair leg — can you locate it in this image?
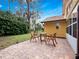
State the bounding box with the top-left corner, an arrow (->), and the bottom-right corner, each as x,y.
46,37 -> 50,44
35,37 -> 37,42
55,39 -> 57,44
30,39 -> 31,42
30,37 -> 35,42
45,40 -> 47,44
30,37 -> 32,42
52,40 -> 56,47
40,40 -> 43,44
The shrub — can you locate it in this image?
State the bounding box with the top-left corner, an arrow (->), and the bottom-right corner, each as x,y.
0,11 -> 29,36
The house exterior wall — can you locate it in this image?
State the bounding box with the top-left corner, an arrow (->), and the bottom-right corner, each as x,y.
66,3 -> 79,54
63,0 -> 79,54
63,0 -> 78,18
63,0 -> 69,16
44,20 -> 66,38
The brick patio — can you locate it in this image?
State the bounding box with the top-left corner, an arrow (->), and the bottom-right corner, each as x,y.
0,38 -> 75,59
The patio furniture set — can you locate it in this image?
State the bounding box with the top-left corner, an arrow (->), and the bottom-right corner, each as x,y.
30,32 -> 58,47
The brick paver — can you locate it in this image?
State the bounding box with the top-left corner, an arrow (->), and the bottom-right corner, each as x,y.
0,38 -> 75,59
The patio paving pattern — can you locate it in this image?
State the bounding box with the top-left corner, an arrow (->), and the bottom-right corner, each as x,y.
0,38 -> 75,59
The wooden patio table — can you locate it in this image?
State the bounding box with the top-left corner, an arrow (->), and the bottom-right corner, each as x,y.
40,33 -> 57,47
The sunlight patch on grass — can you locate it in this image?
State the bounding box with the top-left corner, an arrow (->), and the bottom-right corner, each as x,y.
0,33 -> 31,50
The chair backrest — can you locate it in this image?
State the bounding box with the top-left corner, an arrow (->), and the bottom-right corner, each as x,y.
31,31 -> 38,37
53,33 -> 56,38
34,32 -> 37,36
31,31 -> 34,37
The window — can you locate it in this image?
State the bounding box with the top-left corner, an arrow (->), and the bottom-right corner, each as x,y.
67,14 -> 77,38
73,21 -> 77,38
69,26 -> 72,35
67,26 -> 72,35
73,18 -> 77,22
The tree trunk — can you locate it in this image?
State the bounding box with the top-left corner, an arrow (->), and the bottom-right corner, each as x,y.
26,0 -> 30,29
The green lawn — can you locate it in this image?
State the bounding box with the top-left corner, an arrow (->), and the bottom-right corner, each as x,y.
0,33 -> 31,50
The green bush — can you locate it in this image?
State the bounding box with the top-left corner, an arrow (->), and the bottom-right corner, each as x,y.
0,11 -> 29,36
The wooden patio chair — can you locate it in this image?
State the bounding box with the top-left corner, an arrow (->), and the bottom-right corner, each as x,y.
40,33 -> 47,44
46,33 -> 57,47
30,31 -> 39,42
53,33 -> 57,44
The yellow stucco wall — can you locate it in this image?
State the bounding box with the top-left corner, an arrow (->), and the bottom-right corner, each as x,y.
44,20 -> 67,38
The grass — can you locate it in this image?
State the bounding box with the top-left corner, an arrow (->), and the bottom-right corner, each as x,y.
0,33 -> 31,50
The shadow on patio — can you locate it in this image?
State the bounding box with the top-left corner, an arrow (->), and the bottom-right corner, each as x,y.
0,38 -> 75,59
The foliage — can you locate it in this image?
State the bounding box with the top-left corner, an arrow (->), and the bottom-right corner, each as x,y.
0,11 -> 29,36
35,23 -> 43,31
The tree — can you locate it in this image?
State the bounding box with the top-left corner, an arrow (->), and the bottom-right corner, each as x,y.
29,0 -> 40,31
17,0 -> 25,16
26,0 -> 32,29
8,0 -> 16,12
26,0 -> 41,30
31,11 -> 40,30
36,23 -> 42,31
16,10 -> 21,17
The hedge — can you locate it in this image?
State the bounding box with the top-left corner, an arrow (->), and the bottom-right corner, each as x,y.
0,16 -> 29,36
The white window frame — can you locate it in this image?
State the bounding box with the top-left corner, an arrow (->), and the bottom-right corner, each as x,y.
67,16 -> 77,39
